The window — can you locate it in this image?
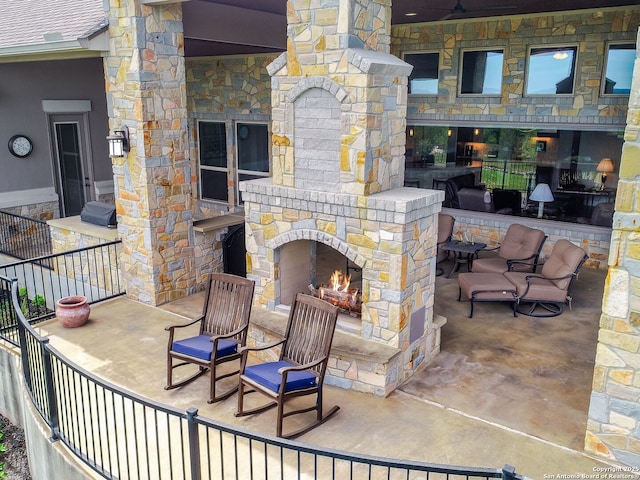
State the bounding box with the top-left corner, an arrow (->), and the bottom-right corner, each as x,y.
603,43 -> 634,95
525,46 -> 577,95
236,123 -> 270,203
460,49 -> 504,95
199,121 -> 228,202
404,52 -> 439,95
405,124 -> 622,225
198,121 -> 270,205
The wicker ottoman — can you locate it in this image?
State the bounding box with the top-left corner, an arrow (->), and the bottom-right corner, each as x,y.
457,272 -> 518,318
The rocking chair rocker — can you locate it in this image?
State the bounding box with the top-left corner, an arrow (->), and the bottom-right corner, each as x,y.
165,273 -> 255,403
235,293 -> 340,439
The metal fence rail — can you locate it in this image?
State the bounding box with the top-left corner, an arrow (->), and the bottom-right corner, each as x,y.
6,276 -> 524,480
481,160 -> 537,195
0,210 -> 52,261
0,241 -> 124,347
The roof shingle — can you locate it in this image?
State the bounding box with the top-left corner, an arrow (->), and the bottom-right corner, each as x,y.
0,0 -> 106,50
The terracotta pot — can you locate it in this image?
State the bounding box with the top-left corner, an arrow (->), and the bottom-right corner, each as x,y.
55,295 -> 90,328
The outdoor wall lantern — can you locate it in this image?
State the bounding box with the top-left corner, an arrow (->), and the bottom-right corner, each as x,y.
529,183 -> 554,218
107,126 -> 130,158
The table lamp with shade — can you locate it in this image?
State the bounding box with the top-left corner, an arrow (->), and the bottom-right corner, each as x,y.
597,158 -> 614,190
529,183 -> 554,218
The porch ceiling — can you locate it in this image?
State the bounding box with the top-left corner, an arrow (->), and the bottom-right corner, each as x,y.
184,0 -> 637,57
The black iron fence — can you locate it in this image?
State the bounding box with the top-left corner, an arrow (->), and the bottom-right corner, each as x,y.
0,210 -> 52,261
4,251 -> 524,480
481,160 -> 537,196
0,241 -> 123,346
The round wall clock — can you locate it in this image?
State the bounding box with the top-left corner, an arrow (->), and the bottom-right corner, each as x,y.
8,135 -> 33,158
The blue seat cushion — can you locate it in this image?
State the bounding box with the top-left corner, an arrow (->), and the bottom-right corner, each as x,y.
172,335 -> 237,361
244,361 -> 317,393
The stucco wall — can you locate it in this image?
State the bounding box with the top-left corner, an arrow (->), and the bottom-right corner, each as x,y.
0,58 -> 111,192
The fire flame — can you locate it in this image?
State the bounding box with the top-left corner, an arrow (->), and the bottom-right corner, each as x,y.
330,270 -> 350,291
315,269 -> 361,315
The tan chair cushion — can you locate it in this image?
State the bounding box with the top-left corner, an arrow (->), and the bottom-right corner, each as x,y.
503,272 -> 568,303
498,224 -> 546,263
472,223 -> 545,274
458,273 -> 517,301
437,213 -> 455,263
438,214 -> 455,244
540,239 -> 586,290
470,257 -> 511,274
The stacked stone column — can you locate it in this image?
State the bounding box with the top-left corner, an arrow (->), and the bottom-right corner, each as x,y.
585,29 -> 640,466
105,0 -> 194,305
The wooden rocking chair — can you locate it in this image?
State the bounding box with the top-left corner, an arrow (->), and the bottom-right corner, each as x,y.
235,293 -> 340,439
165,273 -> 255,403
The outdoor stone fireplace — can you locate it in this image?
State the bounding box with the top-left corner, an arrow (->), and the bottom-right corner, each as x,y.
239,0 -> 444,396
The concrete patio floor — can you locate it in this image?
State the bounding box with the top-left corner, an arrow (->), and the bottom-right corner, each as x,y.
36,260 -> 625,479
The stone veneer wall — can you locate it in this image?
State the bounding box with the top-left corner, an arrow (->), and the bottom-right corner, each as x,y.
446,208 -> 612,270
186,55 -> 277,215
241,178 -> 444,392
585,29 -> 640,467
392,7 -> 639,126
1,202 -> 59,222
105,1 -> 194,305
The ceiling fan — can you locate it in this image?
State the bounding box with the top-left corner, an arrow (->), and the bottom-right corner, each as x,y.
439,0 -> 517,21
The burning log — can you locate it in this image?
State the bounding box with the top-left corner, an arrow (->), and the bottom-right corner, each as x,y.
308,270 -> 362,316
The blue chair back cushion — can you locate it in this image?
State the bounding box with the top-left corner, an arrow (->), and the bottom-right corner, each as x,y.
244,360 -> 317,393
172,335 -> 237,361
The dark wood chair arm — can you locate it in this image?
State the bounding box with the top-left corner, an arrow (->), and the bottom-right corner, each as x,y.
277,356 -> 326,374
237,338 -> 286,355
210,323 -> 248,342
164,315 -> 203,332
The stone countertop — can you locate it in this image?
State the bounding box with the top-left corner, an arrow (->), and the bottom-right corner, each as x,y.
47,216 -> 119,242
193,214 -> 245,233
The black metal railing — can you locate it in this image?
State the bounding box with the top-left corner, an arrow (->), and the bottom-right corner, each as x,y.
6,277 -> 524,480
481,160 -> 537,195
0,210 -> 52,261
0,241 -> 124,346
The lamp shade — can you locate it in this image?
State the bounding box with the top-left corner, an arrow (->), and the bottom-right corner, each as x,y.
596,158 -> 614,173
529,183 -> 554,202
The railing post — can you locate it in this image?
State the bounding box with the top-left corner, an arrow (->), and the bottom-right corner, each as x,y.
187,407 -> 201,480
502,464 -> 517,480
13,280 -> 33,389
41,338 -> 60,440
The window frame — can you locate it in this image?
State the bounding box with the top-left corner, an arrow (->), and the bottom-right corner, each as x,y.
198,120 -> 229,204
402,51 -> 440,96
458,48 -> 505,96
235,121 -> 271,205
602,42 -> 635,96
524,45 -> 578,96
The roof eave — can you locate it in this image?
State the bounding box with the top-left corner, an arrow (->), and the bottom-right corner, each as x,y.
0,40 -> 104,63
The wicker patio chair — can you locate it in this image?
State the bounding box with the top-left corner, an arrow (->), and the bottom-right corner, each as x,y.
165,273 -> 255,403
235,293 -> 340,439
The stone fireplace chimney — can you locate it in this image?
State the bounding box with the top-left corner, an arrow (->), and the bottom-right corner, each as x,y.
240,0 -> 444,395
